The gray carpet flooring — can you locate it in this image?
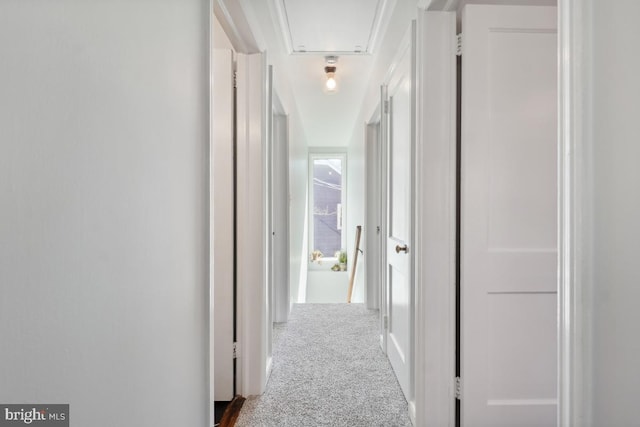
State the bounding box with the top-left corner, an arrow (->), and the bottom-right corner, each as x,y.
235,303 -> 412,427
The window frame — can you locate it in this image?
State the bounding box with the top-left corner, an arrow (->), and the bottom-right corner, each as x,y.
308,150 -> 347,270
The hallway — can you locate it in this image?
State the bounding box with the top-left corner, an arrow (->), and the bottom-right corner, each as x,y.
3,1 -> 640,426
236,304 -> 411,427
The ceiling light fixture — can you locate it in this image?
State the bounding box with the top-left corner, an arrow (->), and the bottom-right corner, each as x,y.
325,66 -> 337,91
324,56 -> 338,92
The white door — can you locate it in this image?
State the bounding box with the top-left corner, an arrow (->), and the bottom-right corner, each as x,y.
212,49 -> 235,401
385,24 -> 415,403
236,52 -> 271,395
272,113 -> 290,323
460,5 -> 557,426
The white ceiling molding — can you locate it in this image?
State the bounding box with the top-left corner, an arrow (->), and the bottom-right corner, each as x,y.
270,0 -> 395,55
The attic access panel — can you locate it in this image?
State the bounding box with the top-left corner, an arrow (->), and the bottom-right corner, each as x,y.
279,0 -> 389,54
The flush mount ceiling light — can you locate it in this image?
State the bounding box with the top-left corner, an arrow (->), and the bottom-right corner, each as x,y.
325,66 -> 337,91
324,56 -> 338,92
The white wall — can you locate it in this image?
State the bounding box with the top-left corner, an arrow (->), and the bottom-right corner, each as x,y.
0,2 -> 210,426
306,271 -> 350,303
287,116 -> 309,304
590,2 -> 640,424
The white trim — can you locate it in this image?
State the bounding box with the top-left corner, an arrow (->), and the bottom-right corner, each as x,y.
413,10 -> 457,427
379,84 -> 389,354
409,20 -> 417,416
558,0 -> 593,425
364,120 -> 381,310
272,112 -> 290,323
265,63 -> 274,384
236,52 -> 270,396
208,2 -> 214,425
409,401 -> 417,426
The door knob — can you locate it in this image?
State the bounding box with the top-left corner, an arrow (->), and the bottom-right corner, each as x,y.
395,244 -> 408,254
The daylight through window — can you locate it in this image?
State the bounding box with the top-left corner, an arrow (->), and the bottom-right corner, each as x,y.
310,154 -> 346,264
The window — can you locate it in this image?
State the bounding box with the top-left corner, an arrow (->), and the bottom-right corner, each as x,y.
309,153 -> 346,267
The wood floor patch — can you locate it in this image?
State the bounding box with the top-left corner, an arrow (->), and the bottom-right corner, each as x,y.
218,396 -> 245,427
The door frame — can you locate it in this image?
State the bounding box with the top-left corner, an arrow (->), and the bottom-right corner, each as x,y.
364,112 -> 382,311
378,84 -> 389,354
412,9 -> 458,427
271,93 -> 290,324
557,0 -> 593,425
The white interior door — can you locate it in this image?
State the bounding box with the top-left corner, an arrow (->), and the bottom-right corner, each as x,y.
460,5 -> 557,426
236,52 -> 271,395
213,48 -> 235,401
272,113 -> 289,323
385,25 -> 415,403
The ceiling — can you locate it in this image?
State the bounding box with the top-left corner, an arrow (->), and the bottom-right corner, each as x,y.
223,0 -> 556,148
227,0 -> 401,147
276,0 -> 389,54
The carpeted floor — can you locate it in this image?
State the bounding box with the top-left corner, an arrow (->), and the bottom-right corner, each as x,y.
235,304 -> 412,427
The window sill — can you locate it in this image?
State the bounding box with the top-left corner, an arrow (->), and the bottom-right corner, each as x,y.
308,258 -> 347,272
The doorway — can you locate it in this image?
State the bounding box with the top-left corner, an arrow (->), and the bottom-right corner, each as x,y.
306,150 -> 349,303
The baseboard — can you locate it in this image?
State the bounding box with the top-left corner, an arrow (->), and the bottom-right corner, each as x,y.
265,355 -> 273,383
409,400 -> 416,426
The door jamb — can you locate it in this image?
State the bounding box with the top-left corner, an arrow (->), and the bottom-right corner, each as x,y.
558,0 -> 593,425
364,116 -> 381,311
413,9 -> 457,427
271,92 -> 290,324
364,103 -> 383,311
379,84 -> 389,354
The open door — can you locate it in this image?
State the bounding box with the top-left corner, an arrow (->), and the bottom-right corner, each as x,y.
236,52 -> 271,396
384,23 -> 415,403
213,48 -> 235,402
272,111 -> 290,323
460,5 -> 557,426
